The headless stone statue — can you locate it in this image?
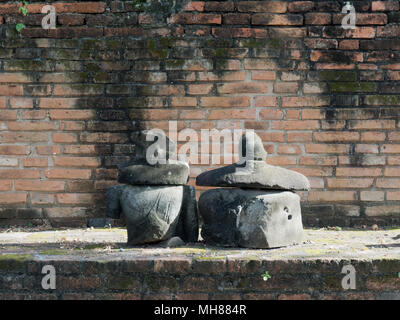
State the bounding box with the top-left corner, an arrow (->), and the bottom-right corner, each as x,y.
196,132 -> 310,249
106,131 -> 198,246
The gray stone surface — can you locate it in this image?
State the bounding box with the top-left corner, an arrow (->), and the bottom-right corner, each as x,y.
106,184 -> 198,245
174,185 -> 199,242
196,160 -> 310,191
87,218 -> 113,228
118,160 -> 189,186
199,188 -> 303,248
159,236 -> 185,248
107,185 -> 183,245
239,130 -> 267,162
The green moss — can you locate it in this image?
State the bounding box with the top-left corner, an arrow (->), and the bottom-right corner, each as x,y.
81,244 -> 109,250
166,59 -> 185,68
108,276 -> 138,290
239,39 -> 281,49
39,249 -> 69,255
159,37 -> 176,48
319,70 -> 357,82
330,82 -> 377,93
105,40 -> 123,50
364,95 -> 400,105
85,63 -> 101,72
197,255 -> 226,261
374,259 -> 400,273
93,72 -> 109,82
0,254 -> 31,271
6,59 -> 49,71
147,39 -> 168,59
81,40 -> 105,50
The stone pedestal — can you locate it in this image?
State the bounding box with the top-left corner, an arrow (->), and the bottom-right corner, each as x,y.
199,188 -> 303,248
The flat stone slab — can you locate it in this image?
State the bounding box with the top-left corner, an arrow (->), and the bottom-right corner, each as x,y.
118,160 -> 189,186
196,161 -> 310,191
0,228 -> 399,261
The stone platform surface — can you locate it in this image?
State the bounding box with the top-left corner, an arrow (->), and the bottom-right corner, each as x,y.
0,228 -> 399,300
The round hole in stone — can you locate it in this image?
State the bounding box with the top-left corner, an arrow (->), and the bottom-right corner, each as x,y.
284,206 -> 289,213
288,215 -> 292,220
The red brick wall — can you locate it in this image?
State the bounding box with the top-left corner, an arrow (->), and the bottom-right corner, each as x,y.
0,1 -> 400,227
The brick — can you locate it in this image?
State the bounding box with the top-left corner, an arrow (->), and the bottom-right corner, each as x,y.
288,1 -> 314,12
183,2 -> 205,12
372,1 -> 399,11
57,193 -> 100,205
361,191 -> 385,201
387,192 -> 400,200
212,27 -> 268,38
238,1 -> 287,13
169,13 -> 221,24
305,144 -> 350,154
0,169 -> 40,179
252,71 -> 276,80
49,110 -> 96,120
305,13 -> 331,25
8,122 -> 57,131
300,156 -> 337,166
0,180 -> 12,191
365,205 -> 400,216
254,96 -> 278,107
45,169 -> 92,179
0,157 -> 18,167
201,97 -> 250,108
154,258 -> 191,274
209,109 -> 256,120
0,132 -> 48,143
388,156 -> 400,165
24,158 -> 48,168
10,98 -> 33,109
52,133 -> 78,143
273,82 -> 298,93
21,110 -> 47,120
54,157 -> 101,168
384,168 -> 400,177
58,14 -> 85,26
333,13 -> 387,25
355,144 -> 379,154
0,193 -> 26,204
339,40 -> 359,50
327,178 -> 374,189
188,84 -> 213,95
377,178 -> 400,188
272,120 -> 320,130
336,168 -> 383,177
15,181 -> 65,192
0,146 -> 29,155
381,144 -> 400,153
308,191 -> 356,202
348,120 -> 395,130
259,109 -> 283,120
282,96 -> 330,107
224,13 -> 250,25
287,132 -> 312,142
39,98 -> 78,109
217,82 -> 270,94
277,145 -> 301,154
252,14 -> 303,26
313,132 -> 359,142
